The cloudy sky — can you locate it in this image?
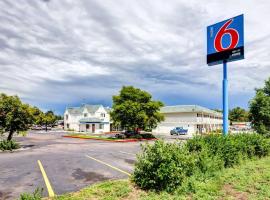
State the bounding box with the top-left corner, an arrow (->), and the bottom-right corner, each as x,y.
0,0 -> 269,114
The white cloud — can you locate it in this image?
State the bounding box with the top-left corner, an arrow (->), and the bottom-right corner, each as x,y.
0,0 -> 269,112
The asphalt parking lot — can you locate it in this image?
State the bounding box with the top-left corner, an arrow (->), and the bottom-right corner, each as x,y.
0,131 -> 150,200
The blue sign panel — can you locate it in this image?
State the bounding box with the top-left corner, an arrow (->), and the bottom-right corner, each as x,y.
207,14 -> 244,65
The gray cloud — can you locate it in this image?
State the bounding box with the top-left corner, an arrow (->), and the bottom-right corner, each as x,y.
0,0 -> 269,113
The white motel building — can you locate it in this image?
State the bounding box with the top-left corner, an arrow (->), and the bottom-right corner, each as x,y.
64,104 -> 223,136
64,104 -> 111,133
152,105 -> 223,136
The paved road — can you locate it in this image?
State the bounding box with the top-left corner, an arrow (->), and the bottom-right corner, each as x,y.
0,131 -> 148,200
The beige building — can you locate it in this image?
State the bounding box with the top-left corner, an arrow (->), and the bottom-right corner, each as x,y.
153,105 -> 223,136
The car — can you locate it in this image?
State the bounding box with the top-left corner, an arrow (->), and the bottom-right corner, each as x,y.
170,127 -> 188,135
42,125 -> 52,130
31,125 -> 42,130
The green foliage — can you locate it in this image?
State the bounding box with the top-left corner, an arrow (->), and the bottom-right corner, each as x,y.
127,133 -> 155,139
187,134 -> 270,167
54,180 -> 131,200
229,107 -> 249,122
29,107 -> 58,127
133,134 -> 270,192
0,93 -> 34,140
249,78 -> 270,136
133,140 -> 196,192
111,86 -> 164,132
29,106 -> 44,125
140,133 -> 156,139
0,139 -> 20,151
130,134 -> 143,139
18,188 -> 43,200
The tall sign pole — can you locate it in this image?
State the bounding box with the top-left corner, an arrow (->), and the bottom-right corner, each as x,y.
207,14 -> 244,135
223,60 -> 228,135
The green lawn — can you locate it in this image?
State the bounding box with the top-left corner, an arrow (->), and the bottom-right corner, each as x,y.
51,156 -> 270,200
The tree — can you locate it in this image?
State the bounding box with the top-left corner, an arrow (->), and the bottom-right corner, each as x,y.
229,107 -> 249,122
29,106 -> 44,125
249,78 -> 270,136
42,111 -> 57,132
111,86 -> 164,132
0,94 -> 33,141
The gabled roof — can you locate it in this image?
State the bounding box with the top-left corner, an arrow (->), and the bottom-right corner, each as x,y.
84,104 -> 102,113
161,105 -> 222,116
66,107 -> 83,115
66,104 -> 103,115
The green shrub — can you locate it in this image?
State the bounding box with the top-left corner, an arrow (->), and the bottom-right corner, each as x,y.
133,140 -> 196,192
133,134 -> 270,192
0,139 -> 20,151
141,133 -> 156,139
19,188 -> 43,200
132,134 -> 144,139
187,134 -> 270,168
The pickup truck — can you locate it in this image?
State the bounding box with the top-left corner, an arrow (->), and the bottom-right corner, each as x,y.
170,127 -> 188,135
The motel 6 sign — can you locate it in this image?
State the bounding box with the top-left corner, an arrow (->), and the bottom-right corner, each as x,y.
207,14 -> 244,65
207,14 -> 244,135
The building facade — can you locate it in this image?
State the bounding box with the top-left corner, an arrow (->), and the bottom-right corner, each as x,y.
153,105 -> 223,136
64,104 -> 110,133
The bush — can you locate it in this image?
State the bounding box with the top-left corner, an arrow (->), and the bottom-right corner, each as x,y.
187,134 -> 270,167
133,141 -> 196,192
19,188 -> 43,200
130,134 -> 143,139
141,133 -> 156,139
133,134 -> 270,192
0,139 -> 20,151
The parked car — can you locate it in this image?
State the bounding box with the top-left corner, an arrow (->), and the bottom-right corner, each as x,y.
31,125 -> 42,130
42,125 -> 52,130
170,127 -> 188,135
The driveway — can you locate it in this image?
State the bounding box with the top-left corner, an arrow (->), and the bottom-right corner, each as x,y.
0,131 -> 146,200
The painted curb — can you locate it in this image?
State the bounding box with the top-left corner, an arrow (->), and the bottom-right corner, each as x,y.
62,135 -> 157,142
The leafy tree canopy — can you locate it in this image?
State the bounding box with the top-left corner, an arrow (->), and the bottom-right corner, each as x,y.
229,107 -> 249,122
0,93 -> 61,140
111,86 -> 164,132
249,78 -> 270,136
0,94 -> 33,140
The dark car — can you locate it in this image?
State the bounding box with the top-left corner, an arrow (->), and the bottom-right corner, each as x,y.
170,127 -> 188,135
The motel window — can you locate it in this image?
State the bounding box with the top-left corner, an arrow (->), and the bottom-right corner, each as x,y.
99,124 -> 104,129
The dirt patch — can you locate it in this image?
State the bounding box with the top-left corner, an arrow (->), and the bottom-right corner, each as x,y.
221,184 -> 248,200
125,159 -> 135,165
72,168 -> 109,182
0,191 -> 12,200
